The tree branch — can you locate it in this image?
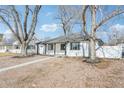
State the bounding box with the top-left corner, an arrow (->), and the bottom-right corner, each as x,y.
12,13 -> 22,43
0,15 -> 22,44
11,6 -> 24,41
27,5 -> 41,44
95,9 -> 124,31
23,5 -> 29,41
82,5 -> 89,37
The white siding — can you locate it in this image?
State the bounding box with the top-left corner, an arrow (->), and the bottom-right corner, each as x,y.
38,44 -> 45,54
9,49 -> 21,53
55,43 -> 65,55
66,41 -> 89,57
38,42 -> 123,59
46,44 -> 54,55
0,45 -> 37,54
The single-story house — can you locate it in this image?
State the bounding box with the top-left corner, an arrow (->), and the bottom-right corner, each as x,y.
36,33 -> 124,59
36,33 -> 90,57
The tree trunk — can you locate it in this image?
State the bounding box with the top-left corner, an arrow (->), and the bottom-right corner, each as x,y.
89,6 -> 97,62
21,42 -> 28,56
90,38 -> 96,60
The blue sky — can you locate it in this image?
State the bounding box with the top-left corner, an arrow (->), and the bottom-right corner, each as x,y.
0,5 -> 124,42
0,5 -> 63,40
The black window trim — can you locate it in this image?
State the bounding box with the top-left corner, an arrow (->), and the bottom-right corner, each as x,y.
60,43 -> 65,50
70,42 -> 80,50
48,44 -> 53,50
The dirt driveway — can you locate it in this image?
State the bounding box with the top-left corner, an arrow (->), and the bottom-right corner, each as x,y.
0,56 -> 124,88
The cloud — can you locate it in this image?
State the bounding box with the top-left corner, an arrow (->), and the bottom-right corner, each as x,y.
96,31 -> 108,39
40,23 -> 59,32
3,30 -> 13,38
110,24 -> 124,32
46,12 -> 53,16
3,30 -> 15,43
97,24 -> 124,38
96,31 -> 107,36
109,24 -> 124,36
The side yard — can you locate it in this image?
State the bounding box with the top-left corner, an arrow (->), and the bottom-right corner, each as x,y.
0,55 -> 124,88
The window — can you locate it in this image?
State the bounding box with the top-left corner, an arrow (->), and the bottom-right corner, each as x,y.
70,42 -> 80,50
27,45 -> 31,49
48,44 -> 53,50
61,44 -> 65,50
27,45 -> 35,49
15,45 -> 19,49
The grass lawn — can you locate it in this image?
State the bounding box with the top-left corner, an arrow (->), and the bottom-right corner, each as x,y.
0,53 -> 17,57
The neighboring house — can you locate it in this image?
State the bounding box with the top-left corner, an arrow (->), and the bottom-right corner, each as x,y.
0,36 -> 39,54
36,33 -> 124,59
0,34 -> 3,42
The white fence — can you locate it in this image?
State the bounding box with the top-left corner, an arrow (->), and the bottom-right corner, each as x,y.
96,45 -> 122,58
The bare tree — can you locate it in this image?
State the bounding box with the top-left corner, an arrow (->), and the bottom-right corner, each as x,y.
82,5 -> 124,62
57,6 -> 77,55
0,5 -> 41,56
107,21 -> 124,44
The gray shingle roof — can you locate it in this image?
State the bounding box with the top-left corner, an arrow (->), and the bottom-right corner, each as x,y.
37,33 -> 89,44
36,32 -> 104,46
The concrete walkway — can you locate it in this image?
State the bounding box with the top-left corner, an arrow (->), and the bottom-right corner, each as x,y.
0,57 -> 53,73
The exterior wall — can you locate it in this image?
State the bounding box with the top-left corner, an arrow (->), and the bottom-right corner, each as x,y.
9,49 -> 21,53
38,44 -> 45,54
66,41 -> 89,57
45,44 -> 65,56
42,41 -> 89,57
38,43 -> 65,55
0,45 -> 21,53
0,45 -> 37,54
96,45 -> 122,58
38,42 -> 123,59
46,44 -> 54,55
55,43 -> 65,55
0,45 -> 6,53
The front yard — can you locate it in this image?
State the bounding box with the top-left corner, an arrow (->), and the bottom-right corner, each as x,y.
0,55 -> 124,88
0,53 -> 17,57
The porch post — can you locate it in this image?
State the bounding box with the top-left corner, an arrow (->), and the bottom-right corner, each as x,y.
65,42 -> 67,56
44,44 -> 47,55
36,44 -> 39,55
54,43 -> 56,55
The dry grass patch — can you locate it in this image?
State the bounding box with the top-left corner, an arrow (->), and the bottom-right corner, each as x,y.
94,59 -> 111,69
0,57 -> 124,87
0,53 -> 17,57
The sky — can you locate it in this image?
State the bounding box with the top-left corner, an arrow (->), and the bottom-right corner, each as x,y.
0,5 -> 124,43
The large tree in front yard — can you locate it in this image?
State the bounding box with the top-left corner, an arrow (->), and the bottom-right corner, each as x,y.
82,5 -> 124,62
57,6 -> 77,55
0,5 -> 41,56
